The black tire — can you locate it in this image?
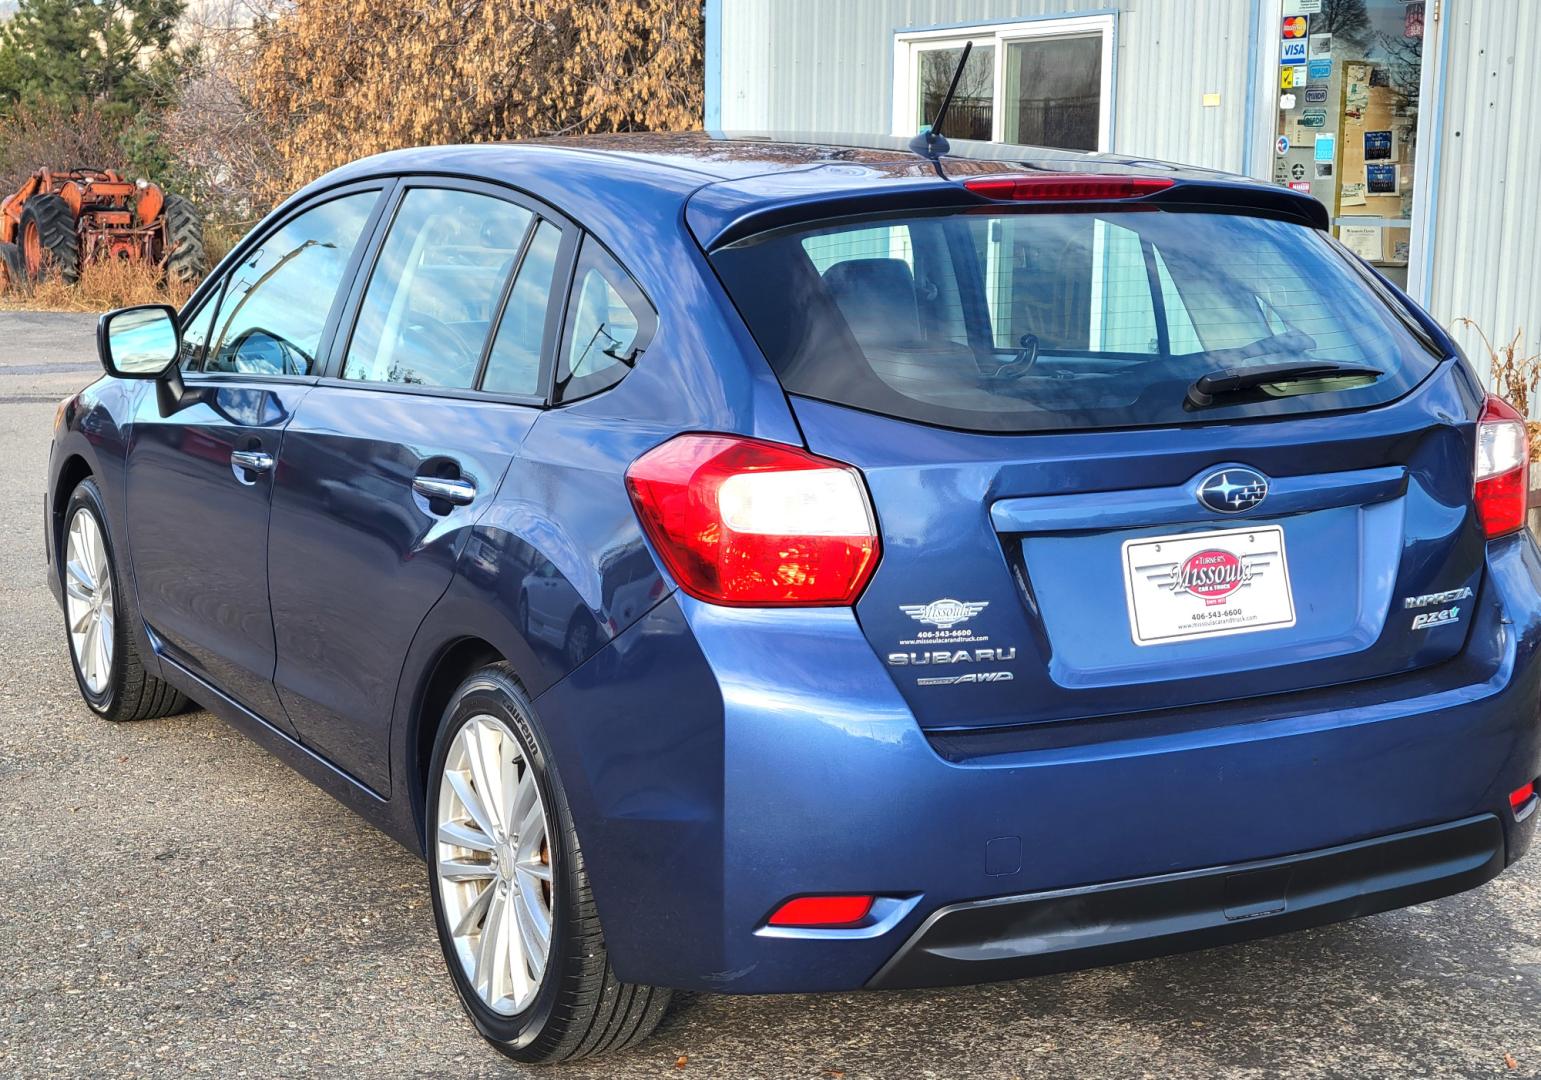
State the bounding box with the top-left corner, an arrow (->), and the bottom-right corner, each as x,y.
161,193 -> 206,283
20,193 -> 79,283
425,663 -> 670,1063
60,478 -> 187,721
0,241 -> 22,294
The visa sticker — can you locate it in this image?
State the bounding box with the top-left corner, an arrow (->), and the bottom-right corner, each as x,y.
1281,39 -> 1308,64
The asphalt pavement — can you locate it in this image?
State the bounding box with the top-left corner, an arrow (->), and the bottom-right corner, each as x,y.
1,310 -> 1538,1078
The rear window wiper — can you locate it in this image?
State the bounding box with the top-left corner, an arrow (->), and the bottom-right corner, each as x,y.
1186,357 -> 1382,409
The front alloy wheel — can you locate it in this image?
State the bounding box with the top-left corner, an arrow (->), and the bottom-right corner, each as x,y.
435,713 -> 554,1015
64,506 -> 115,695
58,478 -> 185,722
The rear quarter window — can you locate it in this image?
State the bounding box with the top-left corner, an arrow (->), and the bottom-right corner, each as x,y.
553,239 -> 657,404
711,208 -> 1443,433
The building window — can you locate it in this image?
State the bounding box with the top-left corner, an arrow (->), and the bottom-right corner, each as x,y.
892,15 -> 1115,152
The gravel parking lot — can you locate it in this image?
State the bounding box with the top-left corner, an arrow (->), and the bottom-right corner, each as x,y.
1,310 -> 1539,1078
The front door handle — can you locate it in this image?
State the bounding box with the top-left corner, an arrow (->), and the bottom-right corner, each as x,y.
230,449 -> 274,474
413,475 -> 477,506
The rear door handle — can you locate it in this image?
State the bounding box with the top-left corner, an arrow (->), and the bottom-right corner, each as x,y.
230,449 -> 274,473
413,475 -> 477,506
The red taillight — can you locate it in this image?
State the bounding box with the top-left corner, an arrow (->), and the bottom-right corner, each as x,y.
1511,781 -> 1536,813
963,174 -> 1174,201
625,434 -> 881,607
767,895 -> 875,928
1474,394 -> 1530,538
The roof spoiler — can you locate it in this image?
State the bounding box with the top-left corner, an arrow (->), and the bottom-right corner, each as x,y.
690,175 -> 1330,251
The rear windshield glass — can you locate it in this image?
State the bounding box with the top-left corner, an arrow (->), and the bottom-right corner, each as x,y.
710,209 -> 1443,433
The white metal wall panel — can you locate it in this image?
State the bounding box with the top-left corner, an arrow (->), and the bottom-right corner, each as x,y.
1114,0 -> 1254,173
718,0 -> 1256,173
1427,0 -> 1541,386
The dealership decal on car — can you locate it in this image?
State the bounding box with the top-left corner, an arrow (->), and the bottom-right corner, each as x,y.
895,598 -> 1018,684
1122,526 -> 1296,645
901,598 -> 988,629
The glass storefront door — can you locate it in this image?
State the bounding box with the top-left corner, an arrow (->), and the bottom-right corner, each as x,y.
1271,0 -> 1430,290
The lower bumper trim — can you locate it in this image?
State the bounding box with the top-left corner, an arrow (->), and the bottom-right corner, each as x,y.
868,814 -> 1505,990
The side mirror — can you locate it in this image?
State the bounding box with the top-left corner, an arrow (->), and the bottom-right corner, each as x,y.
98,304 -> 180,379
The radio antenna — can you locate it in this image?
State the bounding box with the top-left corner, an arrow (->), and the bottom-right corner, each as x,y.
907,40 -> 972,173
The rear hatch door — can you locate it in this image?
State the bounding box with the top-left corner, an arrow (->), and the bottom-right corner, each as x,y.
708,189 -> 1484,732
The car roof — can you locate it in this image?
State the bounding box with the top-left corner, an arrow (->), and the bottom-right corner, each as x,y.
302,131 -> 1326,251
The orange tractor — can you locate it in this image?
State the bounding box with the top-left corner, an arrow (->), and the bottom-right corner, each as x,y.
0,168 -> 206,292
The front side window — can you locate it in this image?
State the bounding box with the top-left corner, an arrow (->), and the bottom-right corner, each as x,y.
205,191 -> 377,377
554,239 -> 655,403
894,16 -> 1114,152
343,188 -> 534,389
712,208 -> 1442,434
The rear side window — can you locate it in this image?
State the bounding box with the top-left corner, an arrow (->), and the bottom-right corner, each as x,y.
482,220 -> 563,396
554,239 -> 656,403
205,192 -> 377,377
711,209 -> 1443,433
343,188 -> 533,389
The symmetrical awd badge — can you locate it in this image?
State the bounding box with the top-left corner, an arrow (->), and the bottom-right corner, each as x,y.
1196,467 -> 1270,514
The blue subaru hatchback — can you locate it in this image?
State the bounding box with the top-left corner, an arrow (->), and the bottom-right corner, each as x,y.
46,133 -> 1541,1062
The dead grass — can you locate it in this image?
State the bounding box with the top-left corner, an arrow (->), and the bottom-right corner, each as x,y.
0,258 -> 196,313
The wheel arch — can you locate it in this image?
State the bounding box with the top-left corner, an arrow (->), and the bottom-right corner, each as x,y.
51,452 -> 94,564
406,635 -> 508,852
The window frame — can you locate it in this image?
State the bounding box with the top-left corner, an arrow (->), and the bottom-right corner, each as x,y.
315,176 -> 580,408
177,180 -> 392,383
890,15 -> 1116,151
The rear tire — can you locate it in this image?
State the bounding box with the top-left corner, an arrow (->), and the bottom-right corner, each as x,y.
0,241 -> 22,293
426,662 -> 670,1063
60,479 -> 187,721
20,193 -> 79,283
161,193 -> 206,283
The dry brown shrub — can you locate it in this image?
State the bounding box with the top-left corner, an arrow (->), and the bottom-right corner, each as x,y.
245,0 -> 703,192
1456,318 -> 1541,456
0,103 -> 130,195
0,258 -> 194,313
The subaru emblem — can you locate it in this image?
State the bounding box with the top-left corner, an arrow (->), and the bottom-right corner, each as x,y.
1196,468 -> 1269,514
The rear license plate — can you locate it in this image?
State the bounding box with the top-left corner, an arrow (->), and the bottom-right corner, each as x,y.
1121,525 -> 1296,646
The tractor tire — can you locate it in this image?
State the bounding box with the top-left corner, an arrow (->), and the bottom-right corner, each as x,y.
19,193 -> 79,284
161,194 -> 207,284
0,242 -> 23,294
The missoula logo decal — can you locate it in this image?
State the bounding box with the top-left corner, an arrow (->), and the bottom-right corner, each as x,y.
1166,548 -> 1258,605
900,598 -> 988,629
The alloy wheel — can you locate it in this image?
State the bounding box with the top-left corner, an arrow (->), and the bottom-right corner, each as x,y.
435,713 -> 554,1015
64,508 -> 115,695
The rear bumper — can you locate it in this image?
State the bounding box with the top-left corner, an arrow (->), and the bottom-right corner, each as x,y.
533,532 -> 1541,994
869,814 -> 1505,989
